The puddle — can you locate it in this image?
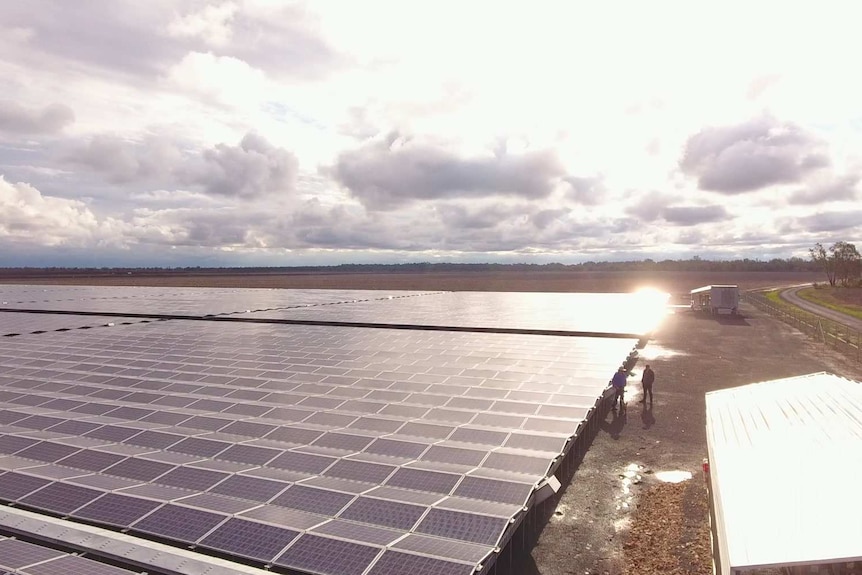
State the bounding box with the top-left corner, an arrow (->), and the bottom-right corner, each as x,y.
637,345 -> 686,361
654,470 -> 693,483
616,463 -> 644,511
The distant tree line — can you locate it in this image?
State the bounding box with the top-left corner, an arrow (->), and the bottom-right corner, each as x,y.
0,257 -> 826,277
809,241 -> 862,286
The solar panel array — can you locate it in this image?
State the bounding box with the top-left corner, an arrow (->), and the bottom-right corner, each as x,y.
0,285 -> 651,575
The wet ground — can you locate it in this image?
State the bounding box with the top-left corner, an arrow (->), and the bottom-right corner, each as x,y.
525,303 -> 861,575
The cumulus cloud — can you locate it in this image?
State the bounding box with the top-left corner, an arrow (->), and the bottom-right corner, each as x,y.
65,135 -> 183,184
0,1 -> 341,81
331,133 -> 567,209
565,176 -> 606,205
0,101 -> 74,134
625,191 -> 729,226
66,132 -> 297,198
680,116 -> 829,193
0,176 -> 121,245
181,133 -> 298,198
792,210 -> 862,233
788,173 -> 860,205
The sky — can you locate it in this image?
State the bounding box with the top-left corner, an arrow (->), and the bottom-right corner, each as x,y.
1,1 -> 861,267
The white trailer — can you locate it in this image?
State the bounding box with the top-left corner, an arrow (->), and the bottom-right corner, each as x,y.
690,285 -> 739,315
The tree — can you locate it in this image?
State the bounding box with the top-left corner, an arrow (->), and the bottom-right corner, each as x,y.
830,241 -> 862,286
810,242 -> 837,286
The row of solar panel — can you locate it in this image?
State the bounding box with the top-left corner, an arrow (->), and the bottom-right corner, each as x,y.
1,288 -> 657,337
0,536 -> 140,575
0,470 -> 495,573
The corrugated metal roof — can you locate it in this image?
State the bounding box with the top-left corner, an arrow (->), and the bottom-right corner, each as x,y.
705,372 -> 862,572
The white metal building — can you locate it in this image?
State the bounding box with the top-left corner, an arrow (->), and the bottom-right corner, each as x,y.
705,372 -> 862,575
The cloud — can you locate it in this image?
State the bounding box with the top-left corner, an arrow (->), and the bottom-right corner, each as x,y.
0,176 -> 121,245
0,1 -> 341,83
625,191 -> 729,226
182,133 -> 298,198
661,205 -> 729,226
0,101 -> 74,134
331,133 -> 567,209
680,116 -> 829,193
65,135 -> 183,184
788,173 -> 860,205
565,176 -> 606,205
792,210 -> 862,233
66,132 -> 297,198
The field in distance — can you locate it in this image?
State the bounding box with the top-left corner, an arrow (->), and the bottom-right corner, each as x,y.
0,269 -> 823,296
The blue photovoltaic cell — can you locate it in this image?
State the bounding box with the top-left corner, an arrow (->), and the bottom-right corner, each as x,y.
132,504 -> 228,543
73,493 -> 163,527
365,439 -> 427,459
200,518 -> 299,562
265,427 -> 323,445
323,459 -> 395,484
339,497 -> 426,531
272,485 -> 354,516
483,451 -> 551,476
386,468 -> 460,495
312,433 -> 374,452
221,421 -> 277,438
268,451 -> 336,474
57,450 -> 125,472
17,441 -> 81,463
0,434 -> 38,454
216,444 -> 281,466
421,445 -> 486,466
168,437 -> 231,458
367,551 -> 476,575
21,554 -> 139,575
20,481 -> 103,514
103,458 -> 174,481
417,508 -> 509,546
210,474 -> 289,503
46,420 -> 102,436
454,476 -> 533,506
125,430 -> 183,450
155,466 -> 228,490
84,426 -> 141,442
394,533 -> 492,563
0,538 -> 66,569
275,535 -> 381,575
0,471 -> 51,500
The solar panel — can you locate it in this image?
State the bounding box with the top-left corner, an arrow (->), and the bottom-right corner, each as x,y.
19,482 -> 103,515
274,534 -> 381,575
20,554 -> 139,575
56,449 -> 125,472
339,497 -> 426,531
416,508 -> 510,546
268,451 -> 336,474
0,286 -> 647,575
200,518 -> 299,563
323,459 -> 396,484
0,538 -> 66,569
216,444 -> 281,466
131,504 -> 228,543
206,474 -> 285,502
271,485 -> 354,516
155,466 -> 229,491
103,457 -> 174,481
72,493 -> 162,527
386,468 -> 460,495
0,471 -> 51,500
367,550 -> 476,575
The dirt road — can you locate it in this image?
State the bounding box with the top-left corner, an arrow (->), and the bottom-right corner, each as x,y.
780,285 -> 862,332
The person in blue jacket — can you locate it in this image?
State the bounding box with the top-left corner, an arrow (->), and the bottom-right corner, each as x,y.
610,366 -> 627,410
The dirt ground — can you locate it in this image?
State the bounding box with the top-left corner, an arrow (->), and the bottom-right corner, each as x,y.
7,270 -> 858,574
525,303 -> 861,575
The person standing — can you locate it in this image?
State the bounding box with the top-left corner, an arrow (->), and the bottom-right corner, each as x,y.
640,364 -> 655,404
610,366 -> 627,410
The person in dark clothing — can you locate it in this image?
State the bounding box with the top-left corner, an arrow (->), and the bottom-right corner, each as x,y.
640,364 -> 655,404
